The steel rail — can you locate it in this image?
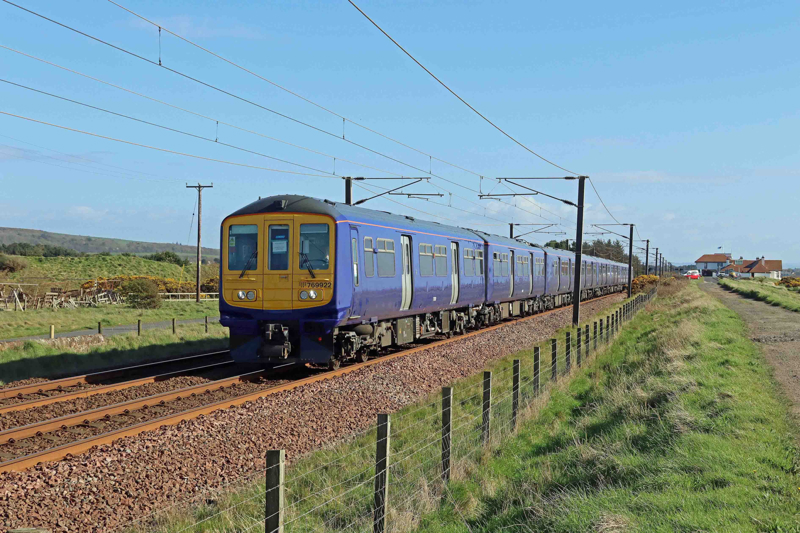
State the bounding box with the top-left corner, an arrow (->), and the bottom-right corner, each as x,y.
0,360 -> 235,414
0,292 -> 622,473
0,368 -> 274,445
0,350 -> 231,400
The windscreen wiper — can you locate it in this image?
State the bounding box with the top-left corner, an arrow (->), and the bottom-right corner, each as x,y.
239,250 -> 258,279
299,252 -> 316,278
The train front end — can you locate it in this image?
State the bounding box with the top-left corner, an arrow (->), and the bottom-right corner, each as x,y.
219,196 -> 343,365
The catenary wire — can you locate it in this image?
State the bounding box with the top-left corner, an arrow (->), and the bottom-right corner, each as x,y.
0,110 -> 340,178
0,78 -> 340,177
346,0 -> 581,176
0,45 -> 403,179
0,3 -> 570,227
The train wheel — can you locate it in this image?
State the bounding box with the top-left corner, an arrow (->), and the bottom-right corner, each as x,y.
356,350 -> 369,363
328,358 -> 342,371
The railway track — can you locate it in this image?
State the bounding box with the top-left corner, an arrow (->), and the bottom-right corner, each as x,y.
0,293 -> 620,474
0,350 -> 232,412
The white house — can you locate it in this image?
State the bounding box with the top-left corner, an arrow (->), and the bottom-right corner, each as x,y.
695,253 -> 731,273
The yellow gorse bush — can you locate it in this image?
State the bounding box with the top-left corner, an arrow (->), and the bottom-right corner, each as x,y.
81,275 -> 219,293
778,277 -> 800,288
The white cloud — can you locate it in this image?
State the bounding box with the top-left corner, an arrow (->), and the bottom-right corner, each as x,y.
663,212 -> 676,222
68,206 -> 109,220
130,15 -> 263,40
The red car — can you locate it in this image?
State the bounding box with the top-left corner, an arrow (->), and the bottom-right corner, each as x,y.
685,270 -> 701,279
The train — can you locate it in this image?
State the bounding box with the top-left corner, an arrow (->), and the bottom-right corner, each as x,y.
219,195 -> 629,367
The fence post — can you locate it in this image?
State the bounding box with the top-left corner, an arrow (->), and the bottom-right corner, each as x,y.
204,315 -> 209,333
593,321 -> 598,350
265,449 -> 285,533
533,346 -> 540,396
606,315 -> 610,342
172,318 -> 177,335
512,359 -> 520,430
585,324 -> 590,360
550,338 -> 558,382
576,328 -> 582,367
565,332 -> 572,373
374,413 -> 391,533
137,319 -> 142,336
482,372 -> 492,445
98,321 -> 102,335
598,319 -> 603,345
441,387 -> 452,484
49,325 -> 54,340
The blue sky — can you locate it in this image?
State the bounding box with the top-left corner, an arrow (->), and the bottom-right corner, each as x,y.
1,0 -> 797,265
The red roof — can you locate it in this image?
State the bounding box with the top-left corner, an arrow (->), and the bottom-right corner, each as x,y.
696,254 -> 729,263
721,258 -> 782,274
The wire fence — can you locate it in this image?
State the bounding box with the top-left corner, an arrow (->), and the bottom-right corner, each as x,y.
118,289 -> 657,533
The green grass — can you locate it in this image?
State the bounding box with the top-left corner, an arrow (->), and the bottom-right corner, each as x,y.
719,277 -> 800,313
0,322 -> 228,385
3,254 -> 218,287
0,300 -> 219,340
130,295 -> 641,533
134,282 -> 800,533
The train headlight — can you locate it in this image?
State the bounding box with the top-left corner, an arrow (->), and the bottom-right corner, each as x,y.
299,290 -> 309,300
237,291 -> 246,300
246,291 -> 256,301
308,290 -> 317,299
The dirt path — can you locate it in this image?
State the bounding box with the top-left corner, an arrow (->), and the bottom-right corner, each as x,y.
701,280 -> 800,419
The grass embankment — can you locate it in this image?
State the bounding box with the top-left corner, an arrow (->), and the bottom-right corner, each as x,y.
719,277 -> 800,313
0,300 -> 219,340
2,254 -> 217,288
139,281 -> 800,533
133,295 -> 639,532
0,323 -> 228,385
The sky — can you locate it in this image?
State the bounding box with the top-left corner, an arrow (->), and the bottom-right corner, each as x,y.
0,0 -> 798,265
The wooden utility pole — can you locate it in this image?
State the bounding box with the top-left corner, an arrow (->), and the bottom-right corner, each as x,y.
186,183 -> 213,303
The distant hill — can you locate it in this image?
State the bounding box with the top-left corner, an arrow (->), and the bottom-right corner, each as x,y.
0,227 -> 218,259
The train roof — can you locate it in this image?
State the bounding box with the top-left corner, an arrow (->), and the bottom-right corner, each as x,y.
228,195 -> 627,267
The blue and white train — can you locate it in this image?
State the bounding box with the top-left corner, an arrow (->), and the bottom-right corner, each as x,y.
219,195 -> 628,367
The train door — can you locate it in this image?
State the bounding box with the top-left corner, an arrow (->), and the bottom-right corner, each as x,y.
509,250 -> 515,297
450,241 -> 459,304
263,219 -> 293,310
400,235 -> 413,311
557,257 -> 562,291
349,226 -> 364,318
529,253 -> 534,293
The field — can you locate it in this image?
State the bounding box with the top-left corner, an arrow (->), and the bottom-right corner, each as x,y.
0,322 -> 228,385
0,300 -> 219,340
1,254 -> 218,288
719,277 -> 800,313
146,281 -> 800,532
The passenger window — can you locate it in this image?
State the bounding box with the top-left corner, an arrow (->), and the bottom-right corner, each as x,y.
299,223 -> 330,271
268,224 -> 290,270
501,253 -> 509,277
435,245 -> 447,277
228,224 -> 258,271
351,238 -> 359,286
464,249 -> 474,277
476,250 -> 484,277
493,252 -> 501,277
377,238 -> 396,277
364,237 -> 375,277
419,243 -> 433,276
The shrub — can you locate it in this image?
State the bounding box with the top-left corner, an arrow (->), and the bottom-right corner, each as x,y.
0,254 -> 28,273
144,251 -> 189,267
778,277 -> 800,288
122,278 -> 162,309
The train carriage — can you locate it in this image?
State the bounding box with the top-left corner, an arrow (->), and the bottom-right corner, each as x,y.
220,195 -> 629,367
